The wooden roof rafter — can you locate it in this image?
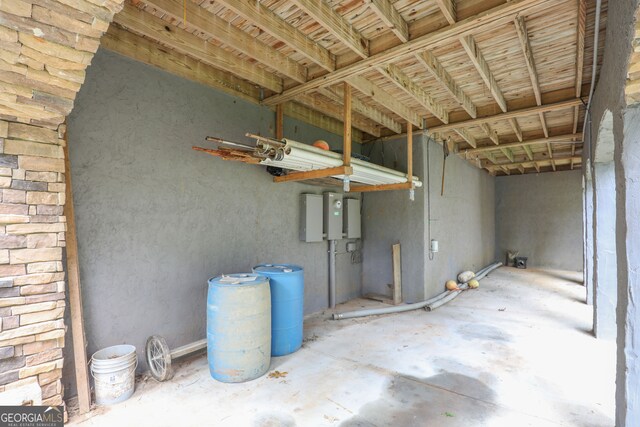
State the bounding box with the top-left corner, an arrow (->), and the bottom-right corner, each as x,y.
366,0 -> 409,43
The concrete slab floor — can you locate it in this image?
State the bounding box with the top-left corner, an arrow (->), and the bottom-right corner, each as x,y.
69,267 -> 615,426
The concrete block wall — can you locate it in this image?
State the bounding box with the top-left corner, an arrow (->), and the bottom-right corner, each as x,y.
0,0 -> 124,410
495,170 -> 583,271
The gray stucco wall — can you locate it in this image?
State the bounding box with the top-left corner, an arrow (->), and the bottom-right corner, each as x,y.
64,49 -> 362,392
362,137 -> 495,303
495,170 -> 583,271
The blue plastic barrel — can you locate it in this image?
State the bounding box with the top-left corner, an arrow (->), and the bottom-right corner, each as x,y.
207,273 -> 271,383
252,264 -> 304,356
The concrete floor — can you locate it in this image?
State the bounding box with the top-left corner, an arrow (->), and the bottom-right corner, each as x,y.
69,267 -> 615,426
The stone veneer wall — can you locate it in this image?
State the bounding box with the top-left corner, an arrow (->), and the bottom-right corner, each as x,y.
0,0 -> 124,409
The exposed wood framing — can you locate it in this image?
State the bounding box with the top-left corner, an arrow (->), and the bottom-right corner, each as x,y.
378,63 -> 449,123
318,86 -> 402,133
262,0 -> 555,106
348,76 -> 423,128
214,0 -> 335,71
514,16 -> 542,105
484,154 -> 581,169
435,0 -> 456,24
114,4 -> 283,92
274,165 -> 353,183
416,51 -> 477,118
573,0 -> 587,135
500,148 -> 515,162
64,136 -> 91,414
343,82 -> 352,166
523,145 -> 534,161
276,104 -> 284,140
407,124 -> 413,185
454,128 -> 477,148
428,98 -> 582,133
296,93 -> 381,136
480,123 -> 499,145
509,118 -> 523,142
462,133 -> 581,155
459,35 -> 507,112
283,102 -> 364,142
367,0 -> 409,43
289,0 -> 369,58
143,0 -> 307,83
350,182 -> 413,192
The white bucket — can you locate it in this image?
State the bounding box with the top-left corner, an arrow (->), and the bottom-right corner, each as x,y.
91,345 -> 137,405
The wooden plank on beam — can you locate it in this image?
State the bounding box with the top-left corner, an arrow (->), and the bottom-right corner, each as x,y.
460,35 -> 508,112
514,16 -> 542,105
480,123 -> 499,145
262,0 -> 554,106
367,0 -> 409,43
378,63 -> 449,123
289,0 -> 369,58
215,0 -> 335,71
144,0 -> 307,83
435,0 -> 456,24
274,165 -> 353,183
508,117 -> 523,141
428,98 -> 582,133
318,86 -> 402,133
462,133 -> 581,155
500,147 -> 514,162
484,154 -> 581,169
576,0 -> 587,98
523,144 -> 534,160
348,76 -> 423,128
416,51 -> 477,118
114,4 -> 283,93
350,182 -> 412,192
284,102 -> 364,142
63,132 -> 91,414
454,128 -> 477,148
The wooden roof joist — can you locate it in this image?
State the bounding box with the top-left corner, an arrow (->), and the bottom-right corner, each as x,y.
366,0 -> 409,43
114,4 -> 283,92
262,0 -> 558,106
289,0 -> 369,58
141,0 -> 307,83
214,0 -> 336,72
459,35 -> 507,112
428,98 -> 583,134
483,154 -> 582,170
462,133 -> 583,156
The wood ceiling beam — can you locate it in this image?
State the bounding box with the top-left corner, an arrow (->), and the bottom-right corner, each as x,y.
318,86 -> 402,133
523,145 -> 534,161
460,35 -> 508,112
500,147 -> 514,162
480,123 -> 499,145
428,98 -> 582,133
462,133 -> 581,155
366,0 -> 409,43
378,63 -> 449,123
416,51 -> 477,118
283,102 -> 364,142
435,0 -> 456,25
114,4 -> 283,93
453,128 -> 477,148
348,76 -> 423,128
289,0 -> 369,58
573,0 -> 586,136
296,93 -> 381,137
142,0 -> 307,83
262,0 -> 555,106
514,16 -> 541,105
214,0 -> 335,72
508,118 -> 523,142
484,154 -> 581,170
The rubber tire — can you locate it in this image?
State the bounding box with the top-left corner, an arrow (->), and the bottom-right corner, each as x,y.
145,335 -> 174,382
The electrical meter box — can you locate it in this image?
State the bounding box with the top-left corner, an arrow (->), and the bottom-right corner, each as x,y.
323,192 -> 343,240
343,198 -> 361,239
299,194 -> 323,242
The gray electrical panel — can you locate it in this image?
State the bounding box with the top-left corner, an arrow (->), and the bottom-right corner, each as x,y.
300,194 -> 323,242
343,198 -> 361,239
323,192 -> 343,240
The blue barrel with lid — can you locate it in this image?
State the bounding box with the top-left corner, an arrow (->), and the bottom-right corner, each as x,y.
207,273 -> 271,382
252,264 -> 304,356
